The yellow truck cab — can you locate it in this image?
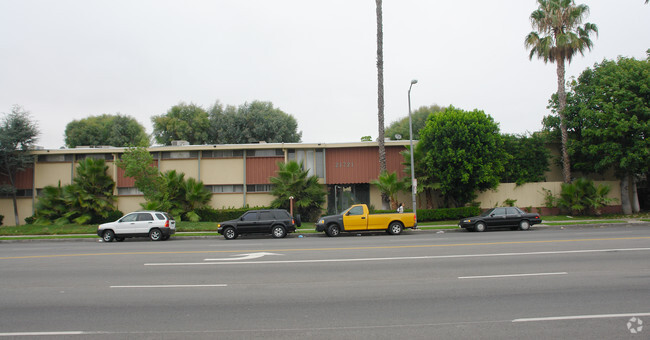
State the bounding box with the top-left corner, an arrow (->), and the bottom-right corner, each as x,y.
315,204 -> 417,237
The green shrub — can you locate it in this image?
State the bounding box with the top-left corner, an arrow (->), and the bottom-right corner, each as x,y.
374,206 -> 481,222
195,206 -> 273,222
25,216 -> 35,225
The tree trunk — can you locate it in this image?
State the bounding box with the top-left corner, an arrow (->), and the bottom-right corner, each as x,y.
12,193 -> 19,226
375,0 -> 388,209
620,175 -> 632,215
631,176 -> 640,213
556,58 -> 571,183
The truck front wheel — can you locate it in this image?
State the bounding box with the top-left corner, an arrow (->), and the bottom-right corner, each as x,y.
326,224 -> 341,237
387,222 -> 403,235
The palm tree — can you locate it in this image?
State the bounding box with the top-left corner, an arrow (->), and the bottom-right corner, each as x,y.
375,0 -> 389,209
270,161 -> 325,221
370,171 -> 406,210
525,0 -> 597,183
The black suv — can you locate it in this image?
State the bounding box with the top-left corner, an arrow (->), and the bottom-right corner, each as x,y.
217,209 -> 301,240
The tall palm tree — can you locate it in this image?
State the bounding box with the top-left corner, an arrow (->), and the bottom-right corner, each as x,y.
375,0 -> 389,208
525,0 -> 597,183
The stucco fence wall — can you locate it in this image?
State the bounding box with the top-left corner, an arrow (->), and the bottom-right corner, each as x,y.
474,180 -> 622,215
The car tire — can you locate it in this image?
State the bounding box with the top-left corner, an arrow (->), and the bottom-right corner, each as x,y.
326,224 -> 341,237
223,226 -> 238,240
102,230 -> 115,242
474,222 -> 486,232
387,222 -> 403,235
115,237 -> 124,242
272,225 -> 287,238
294,214 -> 302,228
149,228 -> 163,241
519,220 -> 531,231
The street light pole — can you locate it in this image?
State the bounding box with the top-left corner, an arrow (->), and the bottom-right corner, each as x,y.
408,79 -> 418,222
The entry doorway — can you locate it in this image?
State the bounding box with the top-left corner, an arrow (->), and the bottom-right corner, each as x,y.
327,184 -> 370,215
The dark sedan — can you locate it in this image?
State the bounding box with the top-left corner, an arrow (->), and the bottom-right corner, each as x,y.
458,207 -> 542,232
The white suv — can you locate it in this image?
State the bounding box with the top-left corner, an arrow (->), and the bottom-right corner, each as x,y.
97,211 -> 176,242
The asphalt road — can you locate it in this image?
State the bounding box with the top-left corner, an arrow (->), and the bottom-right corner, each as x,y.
1,224 -> 649,339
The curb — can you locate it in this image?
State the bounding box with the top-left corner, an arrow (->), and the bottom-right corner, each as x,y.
1,221 -> 648,243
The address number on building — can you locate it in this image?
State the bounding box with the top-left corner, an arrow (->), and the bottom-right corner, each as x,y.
335,162 -> 354,168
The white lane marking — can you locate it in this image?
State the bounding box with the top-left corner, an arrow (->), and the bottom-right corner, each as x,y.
0,331 -> 86,337
144,247 -> 650,266
459,272 -> 568,279
513,312 -> 650,322
204,252 -> 283,261
110,284 -> 227,288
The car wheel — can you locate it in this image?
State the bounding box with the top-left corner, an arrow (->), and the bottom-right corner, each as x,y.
149,228 -> 163,241
223,226 -> 238,240
474,222 -> 486,232
102,230 -> 115,242
519,220 -> 531,231
326,224 -> 341,237
387,222 -> 403,235
272,225 -> 287,238
115,237 -> 124,242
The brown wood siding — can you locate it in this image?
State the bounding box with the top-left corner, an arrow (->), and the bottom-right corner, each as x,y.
386,146 -> 408,179
117,160 -> 158,187
0,168 -> 34,189
326,146 -> 408,184
246,157 -> 283,184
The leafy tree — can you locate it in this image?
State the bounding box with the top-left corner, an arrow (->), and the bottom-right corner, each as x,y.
525,0 -> 598,183
558,55 -> 650,214
270,161 -> 325,222
417,106 -> 505,207
0,105 -> 39,225
152,102 -> 210,145
64,114 -> 149,148
208,101 -> 301,144
501,133 -> 551,185
370,171 -> 406,210
117,147 -> 211,221
115,147 -> 161,198
386,105 -> 445,141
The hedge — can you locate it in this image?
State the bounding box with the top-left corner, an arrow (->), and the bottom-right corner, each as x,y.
372,206 -> 481,222
195,206 -> 272,222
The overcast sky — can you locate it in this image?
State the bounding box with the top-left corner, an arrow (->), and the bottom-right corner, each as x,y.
1,0 -> 648,149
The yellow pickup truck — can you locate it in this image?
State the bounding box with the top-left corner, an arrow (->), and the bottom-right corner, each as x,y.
315,204 -> 417,237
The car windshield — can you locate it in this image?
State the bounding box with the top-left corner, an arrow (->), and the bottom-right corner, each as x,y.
479,209 -> 495,217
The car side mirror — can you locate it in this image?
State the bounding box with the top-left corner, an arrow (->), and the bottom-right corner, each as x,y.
490,214 -> 495,217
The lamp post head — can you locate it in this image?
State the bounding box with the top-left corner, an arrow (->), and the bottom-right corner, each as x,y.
411,79 -> 418,85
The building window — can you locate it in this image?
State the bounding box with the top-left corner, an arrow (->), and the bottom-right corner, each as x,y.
207,185 -> 244,193
202,150 -> 244,158
250,149 -> 283,157
37,154 -> 74,162
117,187 -> 143,196
0,189 -> 33,198
75,153 -> 114,161
247,184 -> 273,192
288,149 -> 325,178
161,151 -> 199,159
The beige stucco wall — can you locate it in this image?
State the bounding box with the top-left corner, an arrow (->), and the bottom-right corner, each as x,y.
210,194 -> 245,209
159,159 -> 199,179
35,163 -> 73,188
245,193 -> 275,208
0,198 -> 33,226
200,159 -> 244,184
116,196 -> 146,214
475,181 -> 621,209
